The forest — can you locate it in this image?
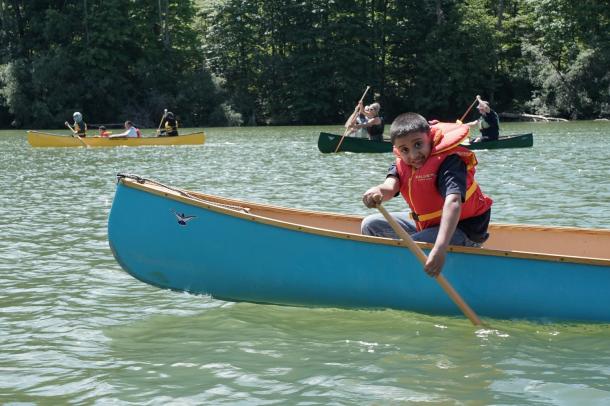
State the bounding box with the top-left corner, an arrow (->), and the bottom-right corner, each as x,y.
0,0 -> 608,129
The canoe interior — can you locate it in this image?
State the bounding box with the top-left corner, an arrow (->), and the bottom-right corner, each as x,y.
126,178 -> 610,263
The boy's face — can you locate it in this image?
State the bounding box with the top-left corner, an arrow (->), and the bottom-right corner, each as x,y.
393,131 -> 431,169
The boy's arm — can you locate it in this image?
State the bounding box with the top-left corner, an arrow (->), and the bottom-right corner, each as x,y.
362,176 -> 399,208
424,193 -> 462,277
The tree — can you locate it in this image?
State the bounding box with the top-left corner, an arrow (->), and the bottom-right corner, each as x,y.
0,0 -> 229,128
523,0 -> 610,118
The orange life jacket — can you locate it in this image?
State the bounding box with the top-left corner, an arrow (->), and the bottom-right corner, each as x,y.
100,130 -> 111,137
395,122 -> 493,231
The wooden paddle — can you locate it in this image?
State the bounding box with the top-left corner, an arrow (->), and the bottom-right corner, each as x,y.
156,109 -> 168,136
457,96 -> 480,124
64,121 -> 90,148
376,203 -> 483,326
334,86 -> 371,153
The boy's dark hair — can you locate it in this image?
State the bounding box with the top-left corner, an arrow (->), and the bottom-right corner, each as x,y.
99,125 -> 106,130
390,113 -> 430,144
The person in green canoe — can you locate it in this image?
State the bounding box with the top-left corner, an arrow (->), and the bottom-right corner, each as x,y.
465,96 -> 500,142
348,102 -> 384,141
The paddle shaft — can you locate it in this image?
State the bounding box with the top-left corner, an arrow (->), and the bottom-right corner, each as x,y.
65,122 -> 89,148
376,204 -> 483,326
157,109 -> 168,135
334,86 -> 371,153
458,98 -> 478,123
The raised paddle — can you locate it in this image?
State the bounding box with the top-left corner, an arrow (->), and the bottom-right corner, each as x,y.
334,86 -> 371,153
457,96 -> 479,124
376,203 -> 483,326
64,121 -> 90,148
156,109 -> 168,136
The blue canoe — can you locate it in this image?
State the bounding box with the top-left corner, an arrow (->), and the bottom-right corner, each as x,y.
108,175 -> 610,323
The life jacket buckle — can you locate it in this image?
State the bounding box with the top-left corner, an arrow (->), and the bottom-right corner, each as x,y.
409,211 -> 419,221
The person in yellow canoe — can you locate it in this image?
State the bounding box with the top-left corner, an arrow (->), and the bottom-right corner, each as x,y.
109,121 -> 141,138
361,112 -> 493,277
158,111 -> 179,136
65,112 -> 87,137
98,126 -> 111,137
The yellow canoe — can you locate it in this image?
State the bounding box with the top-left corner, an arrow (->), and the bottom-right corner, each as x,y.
27,130 -> 205,148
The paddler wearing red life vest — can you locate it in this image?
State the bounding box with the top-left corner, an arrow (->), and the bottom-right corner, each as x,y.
361,112 -> 493,277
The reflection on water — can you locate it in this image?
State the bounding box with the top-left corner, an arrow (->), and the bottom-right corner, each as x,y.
1,121 -> 609,403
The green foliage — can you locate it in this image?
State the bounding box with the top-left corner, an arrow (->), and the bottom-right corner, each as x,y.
0,0 -> 228,128
522,0 -> 610,118
0,0 -> 608,128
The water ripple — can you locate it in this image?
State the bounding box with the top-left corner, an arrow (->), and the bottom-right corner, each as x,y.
1,122 -> 610,403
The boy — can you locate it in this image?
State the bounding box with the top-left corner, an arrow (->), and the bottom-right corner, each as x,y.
98,126 -> 111,137
361,112 -> 492,277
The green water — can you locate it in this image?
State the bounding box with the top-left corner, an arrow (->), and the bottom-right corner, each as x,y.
1,122 -> 609,404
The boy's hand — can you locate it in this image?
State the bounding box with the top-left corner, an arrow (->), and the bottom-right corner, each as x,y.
362,186 -> 383,208
424,246 -> 446,277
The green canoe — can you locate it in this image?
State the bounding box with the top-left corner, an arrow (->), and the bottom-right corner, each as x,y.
465,133 -> 534,150
318,132 -> 533,153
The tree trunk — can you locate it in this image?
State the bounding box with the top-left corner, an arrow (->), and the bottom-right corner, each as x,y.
159,0 -> 170,48
378,0 -> 388,100
84,0 -> 89,46
435,0 -> 444,24
10,0 -> 25,57
497,0 -> 504,30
